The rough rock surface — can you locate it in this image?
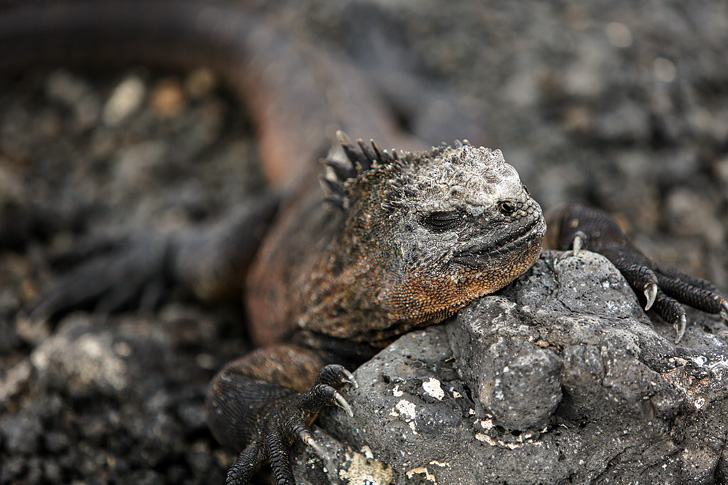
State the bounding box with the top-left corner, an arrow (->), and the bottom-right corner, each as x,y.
300,251 -> 728,484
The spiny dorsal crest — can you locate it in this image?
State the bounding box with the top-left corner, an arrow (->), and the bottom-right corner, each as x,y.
320,131 -> 475,211
320,131 -> 404,210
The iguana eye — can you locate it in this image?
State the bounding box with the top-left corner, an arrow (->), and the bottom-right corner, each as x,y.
420,210 -> 464,232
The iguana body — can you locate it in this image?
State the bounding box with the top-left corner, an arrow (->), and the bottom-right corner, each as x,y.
1,2 -> 726,484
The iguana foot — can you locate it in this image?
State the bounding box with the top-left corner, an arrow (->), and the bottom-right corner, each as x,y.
548,204 -> 728,343
212,364 -> 356,485
30,194 -> 278,321
30,231 -> 172,320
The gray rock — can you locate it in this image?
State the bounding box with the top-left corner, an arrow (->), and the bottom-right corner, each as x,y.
449,298 -> 563,431
299,251 -> 728,484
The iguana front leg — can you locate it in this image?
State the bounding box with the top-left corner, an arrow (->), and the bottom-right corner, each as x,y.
546,204 -> 728,342
206,345 -> 356,485
30,193 -> 278,320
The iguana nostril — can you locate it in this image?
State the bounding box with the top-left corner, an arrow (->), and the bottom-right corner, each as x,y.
498,200 -> 517,216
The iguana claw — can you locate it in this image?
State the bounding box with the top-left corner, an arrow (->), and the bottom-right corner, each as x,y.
334,391 -> 354,417
674,313 -> 687,344
571,231 -> 587,255
644,283 -> 657,311
340,368 -> 358,388
299,428 -> 328,458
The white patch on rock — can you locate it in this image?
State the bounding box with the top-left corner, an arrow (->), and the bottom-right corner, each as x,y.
422,377 -> 445,400
389,399 -> 419,435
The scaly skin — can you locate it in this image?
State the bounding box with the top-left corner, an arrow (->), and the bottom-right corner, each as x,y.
1,2 -> 726,484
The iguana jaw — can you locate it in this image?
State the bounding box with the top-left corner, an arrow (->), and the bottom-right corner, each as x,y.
453,216 -> 546,269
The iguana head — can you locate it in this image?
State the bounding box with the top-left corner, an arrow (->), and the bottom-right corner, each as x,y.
322,132 -> 546,330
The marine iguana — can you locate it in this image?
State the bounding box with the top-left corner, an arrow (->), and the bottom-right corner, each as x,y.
1,2 -> 726,484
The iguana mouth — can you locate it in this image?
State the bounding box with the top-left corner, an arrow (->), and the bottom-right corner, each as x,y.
453,218 -> 545,267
